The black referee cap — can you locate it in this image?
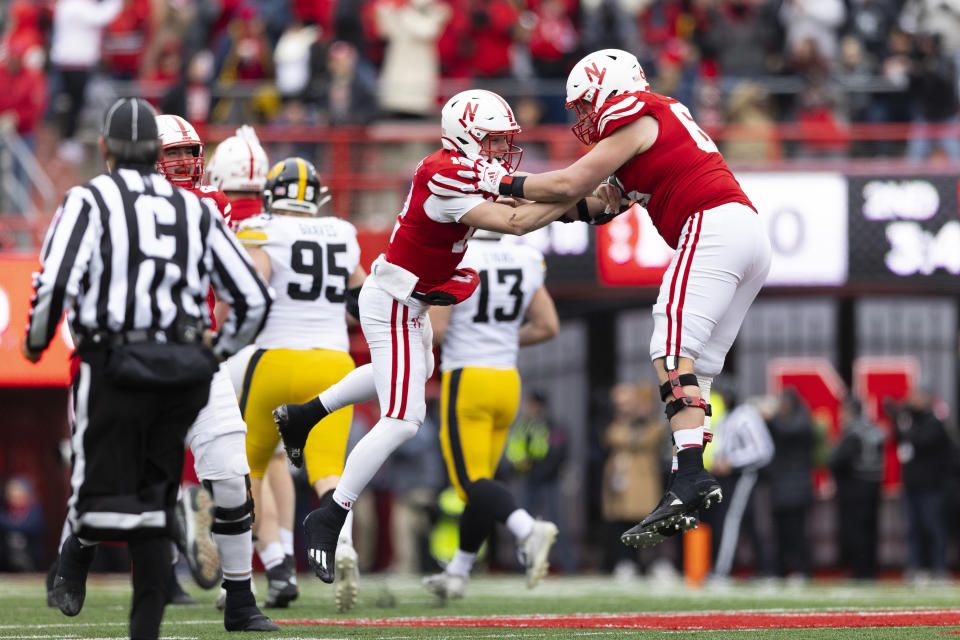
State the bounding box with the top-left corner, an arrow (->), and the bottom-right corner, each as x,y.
102,97 -> 158,142
101,98 -> 160,166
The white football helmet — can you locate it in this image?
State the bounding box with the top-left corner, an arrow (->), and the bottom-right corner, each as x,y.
206,127 -> 269,193
440,89 -> 522,171
156,114 -> 203,187
565,49 -> 649,145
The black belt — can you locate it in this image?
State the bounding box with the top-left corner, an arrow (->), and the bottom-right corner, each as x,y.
77,322 -> 205,350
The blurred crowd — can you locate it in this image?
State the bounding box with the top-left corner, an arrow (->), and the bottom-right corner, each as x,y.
2,0 -> 960,169
592,379 -> 960,583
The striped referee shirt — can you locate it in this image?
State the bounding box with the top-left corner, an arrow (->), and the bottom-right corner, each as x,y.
26,166 -> 271,359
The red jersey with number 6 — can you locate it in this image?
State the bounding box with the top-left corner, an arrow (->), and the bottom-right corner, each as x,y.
597,91 -> 755,249
385,149 -> 495,289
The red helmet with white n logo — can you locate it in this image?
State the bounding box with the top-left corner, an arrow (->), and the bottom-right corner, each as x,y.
440,89 -> 522,172
155,114 -> 204,187
565,49 -> 649,145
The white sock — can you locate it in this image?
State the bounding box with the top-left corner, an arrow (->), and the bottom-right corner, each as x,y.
697,375 -> 713,437
215,530 -> 254,581
506,509 -> 535,541
671,455 -> 679,473
673,427 -> 704,450
279,528 -> 294,557
338,509 -> 355,546
333,416 -> 419,510
446,550 -> 476,578
257,541 -> 285,571
319,363 -> 377,413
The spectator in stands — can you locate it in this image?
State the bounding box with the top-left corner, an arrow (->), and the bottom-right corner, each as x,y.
0,476 -> 45,572
580,0 -> 640,57
376,0 -> 451,120
830,398 -> 885,580
101,0 -> 152,81
890,387 -> 952,582
160,50 -> 215,126
600,382 -> 666,577
844,0 -> 899,67
778,0 -> 846,65
274,18 -> 321,101
213,7 -> 278,123
140,35 -> 184,106
766,388 -> 815,581
696,0 -> 781,86
464,0 -> 520,80
317,41 -> 379,125
906,33 -> 960,163
0,40 -> 48,209
2,1 -> 47,60
49,0 -> 123,164
722,81 -> 778,164
900,0 -> 960,71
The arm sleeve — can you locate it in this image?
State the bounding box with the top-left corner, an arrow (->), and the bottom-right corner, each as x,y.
26,188 -> 97,351
204,205 -> 273,358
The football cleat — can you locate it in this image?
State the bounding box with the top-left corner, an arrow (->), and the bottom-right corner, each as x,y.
303,506 -> 345,584
333,543 -> 360,612
620,514 -> 699,548
51,536 -> 95,617
177,484 -> 221,590
638,469 -> 722,533
264,560 -> 299,608
517,520 -> 558,589
272,402 -> 326,469
223,586 -> 280,632
423,571 -> 468,601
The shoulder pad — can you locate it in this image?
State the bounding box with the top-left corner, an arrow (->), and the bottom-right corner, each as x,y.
597,92 -> 648,140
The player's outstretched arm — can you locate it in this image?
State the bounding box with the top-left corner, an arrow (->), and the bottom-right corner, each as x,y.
460,198 -> 579,236
518,286 -> 559,346
427,305 -> 453,345
467,117 -> 657,202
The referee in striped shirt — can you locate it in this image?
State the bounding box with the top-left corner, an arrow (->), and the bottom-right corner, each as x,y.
22,97 -> 271,640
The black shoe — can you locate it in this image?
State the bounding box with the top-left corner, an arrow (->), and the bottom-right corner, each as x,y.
639,469 -> 722,532
166,564 -> 199,605
303,505 -> 347,584
224,581 -> 281,632
52,536 -> 95,617
264,560 -> 299,608
46,556 -> 58,607
273,400 -> 327,468
621,513 -> 699,548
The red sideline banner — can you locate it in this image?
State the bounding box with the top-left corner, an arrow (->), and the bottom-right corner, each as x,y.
0,253 -> 73,386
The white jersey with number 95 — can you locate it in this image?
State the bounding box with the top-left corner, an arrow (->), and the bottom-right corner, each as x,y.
236,213 -> 360,352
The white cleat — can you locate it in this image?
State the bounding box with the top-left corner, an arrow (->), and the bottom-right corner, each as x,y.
177,485 -> 221,590
422,571 -> 468,600
333,543 -> 359,613
518,520 -> 558,589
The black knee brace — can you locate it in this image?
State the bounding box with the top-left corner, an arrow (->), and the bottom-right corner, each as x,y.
203,476 -> 254,535
659,370 -> 711,421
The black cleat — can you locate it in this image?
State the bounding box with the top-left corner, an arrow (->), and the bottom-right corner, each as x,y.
264,559 -> 299,608
272,400 -> 327,468
621,514 -> 699,548
224,584 -> 280,632
46,557 -> 58,607
639,469 -> 722,532
303,505 -> 347,584
52,536 -> 95,617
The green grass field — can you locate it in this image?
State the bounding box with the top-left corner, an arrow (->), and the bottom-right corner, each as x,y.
3,572 -> 960,639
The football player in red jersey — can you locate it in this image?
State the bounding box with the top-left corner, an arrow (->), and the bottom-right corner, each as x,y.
205,125 -> 269,229
154,114 -> 278,631
465,50 -> 773,548
273,89 -> 616,584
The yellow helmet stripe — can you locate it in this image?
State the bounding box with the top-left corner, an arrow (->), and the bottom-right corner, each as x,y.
296,158 -> 307,201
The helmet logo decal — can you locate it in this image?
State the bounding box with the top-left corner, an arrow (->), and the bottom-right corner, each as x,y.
584,62 -> 607,84
462,101 -> 478,123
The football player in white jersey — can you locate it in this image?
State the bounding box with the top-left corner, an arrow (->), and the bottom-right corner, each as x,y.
423,230 -> 560,599
235,157 -> 366,612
